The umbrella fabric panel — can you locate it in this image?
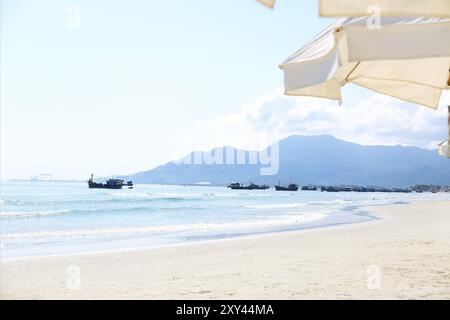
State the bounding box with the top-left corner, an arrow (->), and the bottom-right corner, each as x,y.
352,77 -> 445,108
344,21 -> 450,61
280,17 -> 450,108
350,58 -> 450,91
320,0 -> 450,18
281,17 -> 450,65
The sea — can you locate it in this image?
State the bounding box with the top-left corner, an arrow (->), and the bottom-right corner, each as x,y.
1,181 -> 449,258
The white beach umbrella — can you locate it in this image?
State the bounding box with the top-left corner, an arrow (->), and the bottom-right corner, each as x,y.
279,17 -> 450,109
256,0 -> 276,9
280,16 -> 450,157
317,2 -> 450,159
319,0 -> 450,18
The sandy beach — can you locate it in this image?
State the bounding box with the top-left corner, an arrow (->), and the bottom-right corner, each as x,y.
1,200 -> 449,300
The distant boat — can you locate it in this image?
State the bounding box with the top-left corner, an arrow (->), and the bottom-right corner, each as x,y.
321,186 -> 340,192
275,183 -> 299,192
301,185 -> 317,191
228,182 -> 270,190
88,174 -> 133,189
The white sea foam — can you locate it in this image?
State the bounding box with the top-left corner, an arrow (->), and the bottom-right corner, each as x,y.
308,199 -> 352,205
244,203 -> 305,209
1,212 -> 327,240
107,191 -> 276,200
107,192 -> 200,200
0,210 -> 70,218
209,192 -> 273,198
0,198 -> 5,205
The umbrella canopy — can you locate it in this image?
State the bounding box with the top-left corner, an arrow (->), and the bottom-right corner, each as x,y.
256,0 -> 276,9
279,16 -> 450,109
320,0 -> 450,18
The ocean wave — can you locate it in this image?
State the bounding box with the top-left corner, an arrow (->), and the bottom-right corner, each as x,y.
2,199 -> 102,206
106,192 -> 203,201
1,212 -> 327,240
3,195 -> 201,206
0,205 -> 208,219
308,199 -> 352,205
1,191 -> 272,206
234,193 -> 272,198
244,203 -> 305,210
0,210 -> 71,218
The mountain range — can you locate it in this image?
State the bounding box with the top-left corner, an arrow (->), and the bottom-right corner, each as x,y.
121,135 -> 450,187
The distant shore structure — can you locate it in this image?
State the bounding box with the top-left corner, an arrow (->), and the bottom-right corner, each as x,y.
224,182 -> 449,193
319,186 -> 412,193
7,173 -> 83,183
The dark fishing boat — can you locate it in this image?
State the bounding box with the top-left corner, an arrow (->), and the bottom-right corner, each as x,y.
301,185 -> 317,191
321,186 -> 340,192
275,183 -> 299,192
228,182 -> 270,190
88,174 -> 133,189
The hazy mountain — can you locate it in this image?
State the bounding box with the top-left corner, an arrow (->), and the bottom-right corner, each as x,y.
121,135 -> 450,187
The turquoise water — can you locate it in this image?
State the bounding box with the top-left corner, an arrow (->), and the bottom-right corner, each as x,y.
1,181 -> 449,258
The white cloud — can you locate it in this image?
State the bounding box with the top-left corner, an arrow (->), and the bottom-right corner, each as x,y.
169,88 -> 450,157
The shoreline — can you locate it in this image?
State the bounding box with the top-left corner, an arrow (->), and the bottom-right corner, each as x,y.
1,200 -> 450,299
1,200 -> 385,262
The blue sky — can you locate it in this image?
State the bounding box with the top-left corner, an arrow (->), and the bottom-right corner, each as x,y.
1,0 -> 448,180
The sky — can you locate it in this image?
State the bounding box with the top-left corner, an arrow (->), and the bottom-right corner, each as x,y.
1,0 -> 449,180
